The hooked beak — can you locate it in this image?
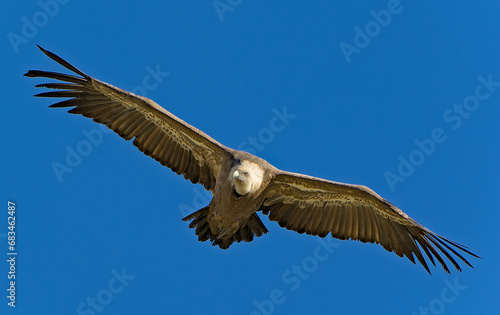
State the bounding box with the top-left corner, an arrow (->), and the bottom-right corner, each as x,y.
233,170 -> 240,179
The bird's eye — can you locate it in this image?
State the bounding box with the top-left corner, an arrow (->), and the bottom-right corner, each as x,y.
243,172 -> 249,176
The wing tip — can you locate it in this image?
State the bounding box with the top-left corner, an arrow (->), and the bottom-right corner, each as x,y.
36,44 -> 46,53
23,70 -> 37,77
22,46 -> 49,77
29,44 -> 89,78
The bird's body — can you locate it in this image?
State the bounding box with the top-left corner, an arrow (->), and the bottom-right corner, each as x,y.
26,46 -> 479,274
211,155 -> 270,236
183,150 -> 275,248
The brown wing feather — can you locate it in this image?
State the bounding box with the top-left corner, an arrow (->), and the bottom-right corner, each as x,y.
261,171 -> 479,274
25,46 -> 233,191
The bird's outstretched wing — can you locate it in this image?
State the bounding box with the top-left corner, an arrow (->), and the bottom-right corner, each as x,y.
25,46 -> 233,191
260,171 -> 479,273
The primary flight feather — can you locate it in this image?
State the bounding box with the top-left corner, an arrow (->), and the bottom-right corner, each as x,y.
25,46 -> 479,274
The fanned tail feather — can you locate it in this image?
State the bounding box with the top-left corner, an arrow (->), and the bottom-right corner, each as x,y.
182,207 -> 268,249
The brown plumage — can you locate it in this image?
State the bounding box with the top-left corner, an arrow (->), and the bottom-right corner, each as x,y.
25,46 -> 479,274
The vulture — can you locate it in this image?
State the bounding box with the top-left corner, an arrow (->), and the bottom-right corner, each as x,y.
25,46 -> 479,274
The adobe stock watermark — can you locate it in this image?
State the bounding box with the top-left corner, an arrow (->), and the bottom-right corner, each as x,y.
384,74 -> 500,192
339,0 -> 404,64
52,125 -> 112,182
51,64 -> 170,182
236,107 -> 296,155
76,267 -> 135,315
250,238 -> 341,315
213,0 -> 243,22
178,106 -> 296,216
411,277 -> 467,315
7,0 -> 72,54
179,186 -> 213,217
130,65 -> 170,97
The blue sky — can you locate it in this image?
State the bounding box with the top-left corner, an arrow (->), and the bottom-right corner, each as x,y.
2,1 -> 499,314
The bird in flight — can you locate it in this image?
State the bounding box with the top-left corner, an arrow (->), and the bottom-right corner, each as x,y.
25,46 -> 478,274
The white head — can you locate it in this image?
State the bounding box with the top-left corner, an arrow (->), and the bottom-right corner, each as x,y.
229,160 -> 265,196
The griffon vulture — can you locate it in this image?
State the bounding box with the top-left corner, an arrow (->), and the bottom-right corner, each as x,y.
25,46 -> 478,274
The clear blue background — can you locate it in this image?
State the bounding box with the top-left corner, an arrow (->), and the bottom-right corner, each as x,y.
1,1 -> 499,314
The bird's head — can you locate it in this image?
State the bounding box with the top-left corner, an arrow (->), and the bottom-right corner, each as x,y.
230,160 -> 264,196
